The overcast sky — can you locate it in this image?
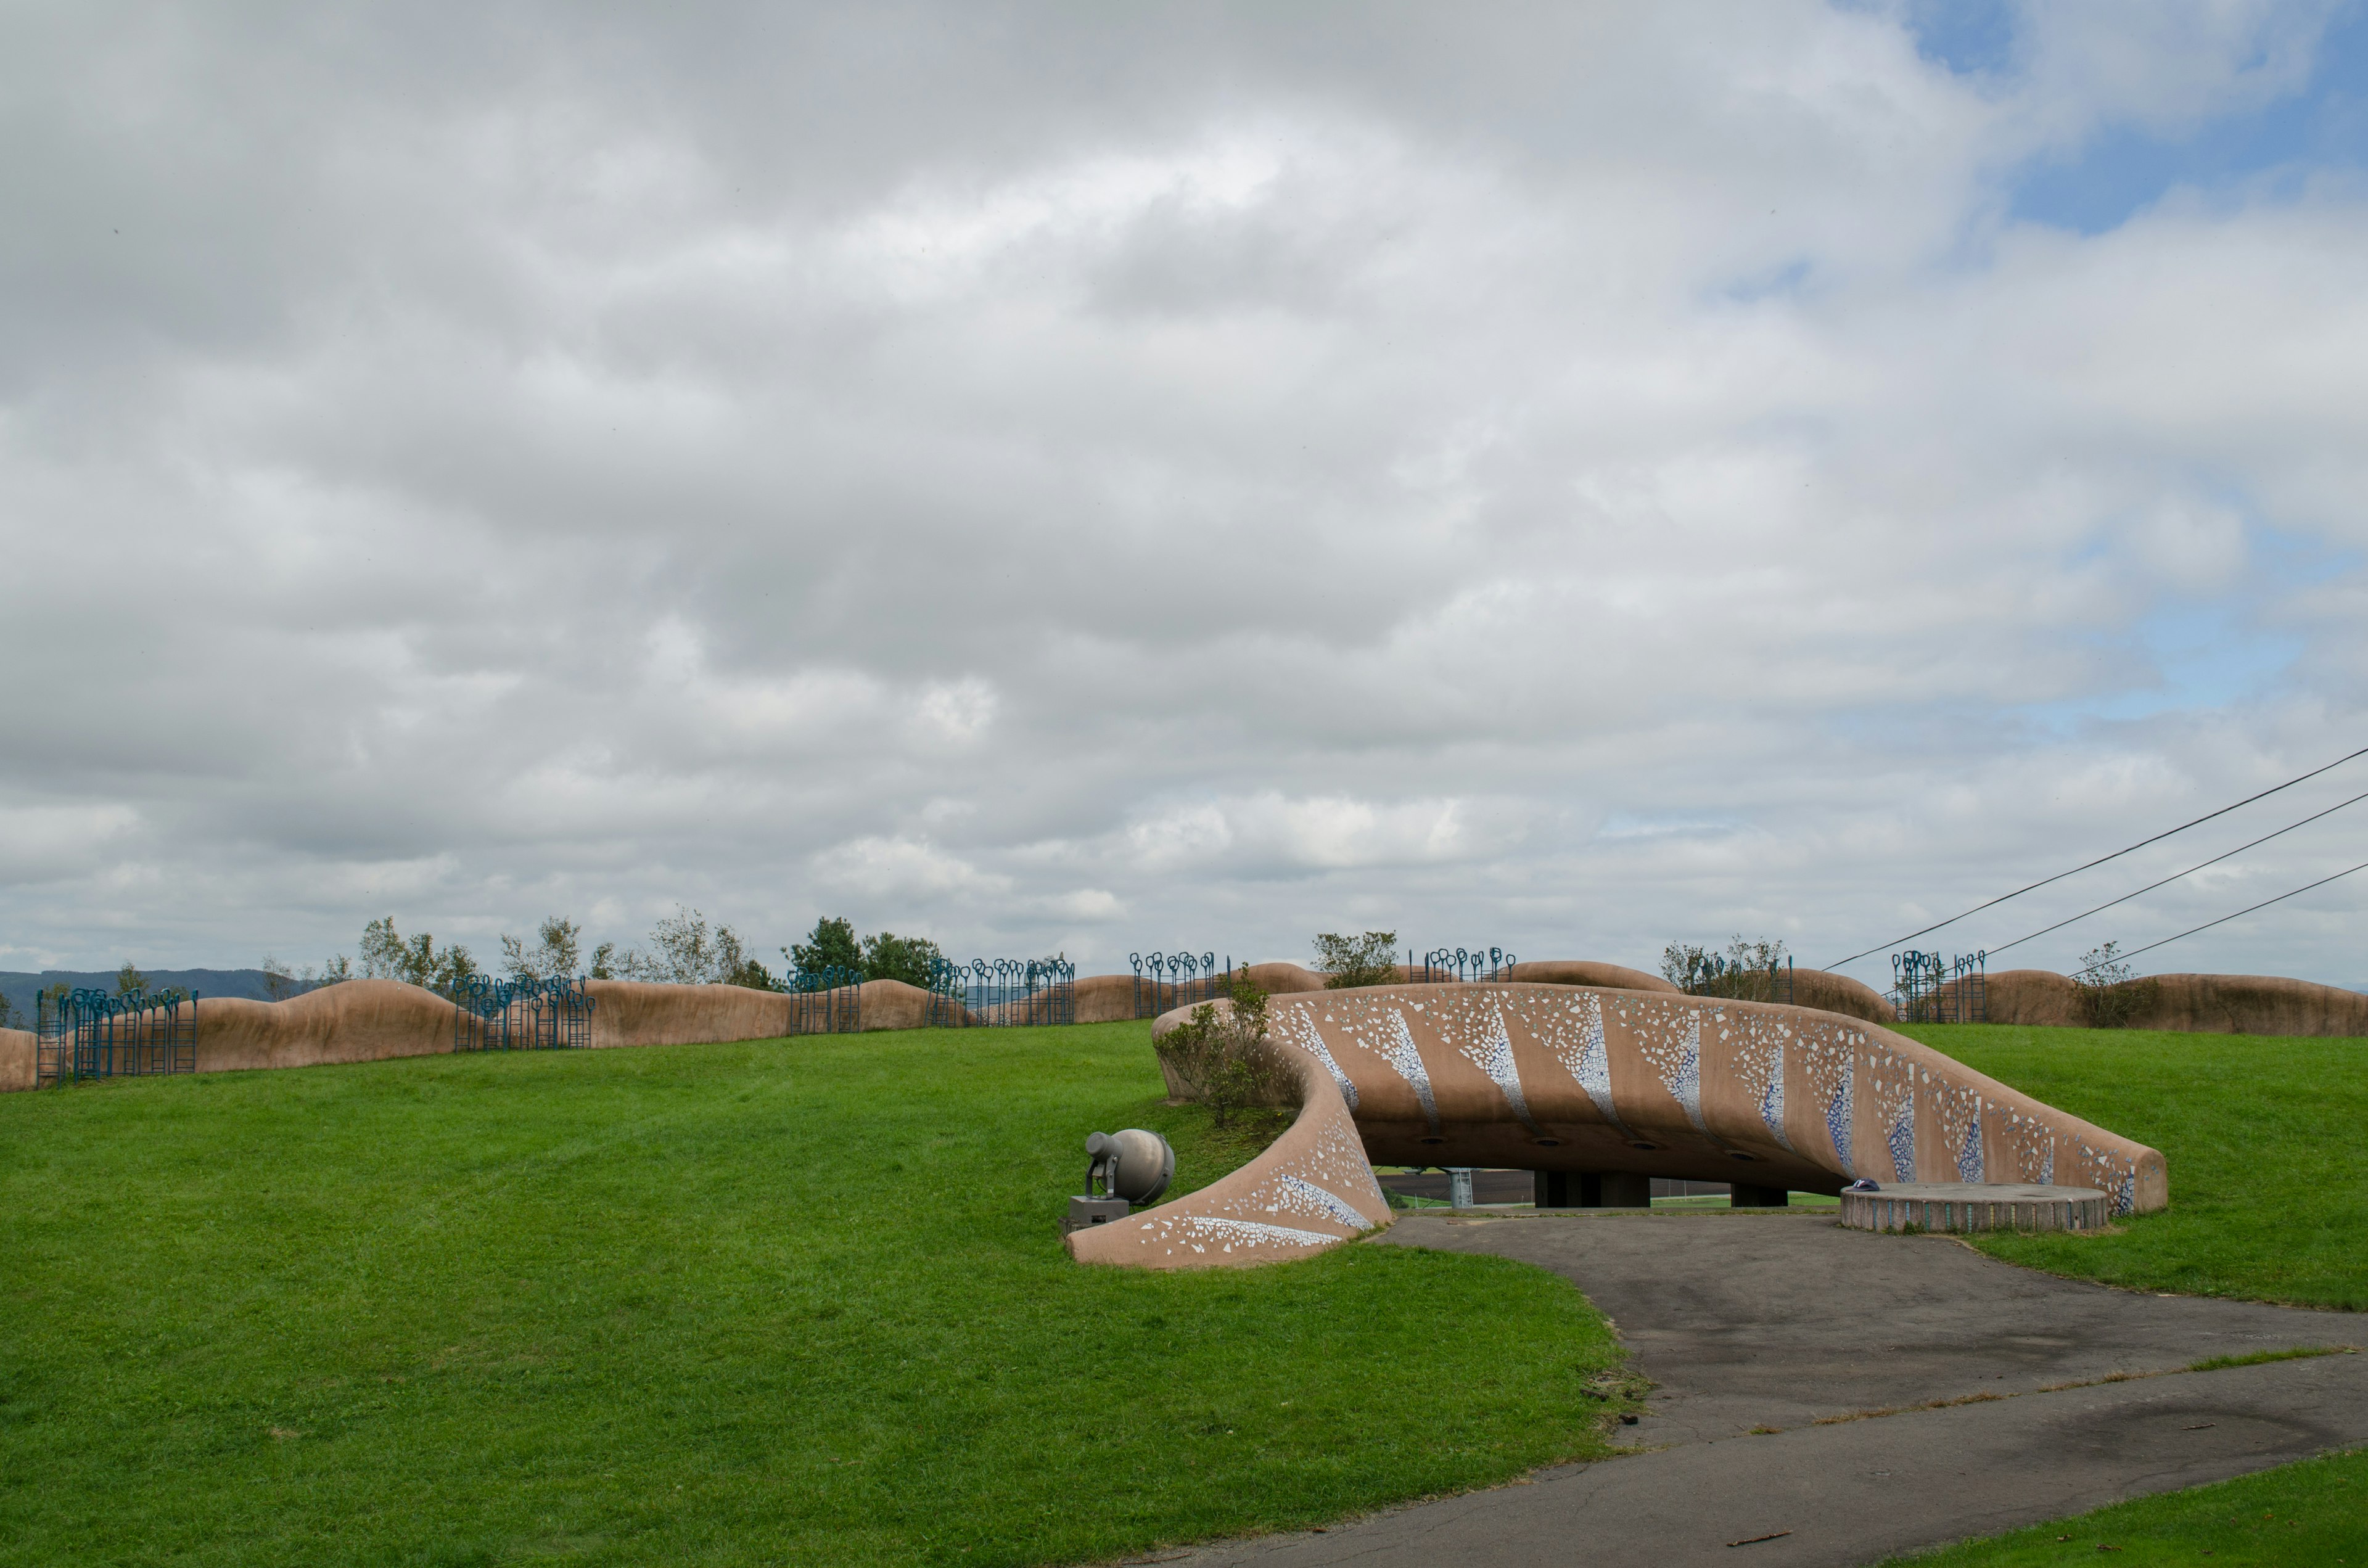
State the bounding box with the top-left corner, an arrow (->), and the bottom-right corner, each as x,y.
4,0 -> 2366,990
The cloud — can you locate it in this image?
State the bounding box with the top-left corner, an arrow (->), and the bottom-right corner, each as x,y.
1,2 -> 2363,988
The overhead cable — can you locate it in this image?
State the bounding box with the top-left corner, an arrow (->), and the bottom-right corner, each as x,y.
1984,785 -> 2368,959
1825,741 -> 2368,968
2106,858 -> 2368,967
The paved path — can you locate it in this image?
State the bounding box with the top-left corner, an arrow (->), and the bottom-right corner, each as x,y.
1145,1211 -> 2364,1568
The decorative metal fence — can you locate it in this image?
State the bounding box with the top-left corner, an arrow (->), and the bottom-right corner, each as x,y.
786,965 -> 865,1035
922,956 -> 1077,1028
35,988 -> 200,1086
1891,950 -> 1986,1024
1128,951 -> 1233,1019
1412,946 -> 1519,983
453,975 -> 596,1052
1677,954 -> 1794,1005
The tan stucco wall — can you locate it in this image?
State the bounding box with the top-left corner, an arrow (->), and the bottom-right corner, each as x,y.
1986,968 -> 2368,1036
0,1028 -> 35,1092
1506,959 -> 1680,993
9,960 -> 2356,1097
192,982 -> 462,1072
1791,967 -> 1897,1023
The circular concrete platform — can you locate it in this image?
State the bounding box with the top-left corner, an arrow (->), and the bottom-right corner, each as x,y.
1840,1182 -> 2109,1234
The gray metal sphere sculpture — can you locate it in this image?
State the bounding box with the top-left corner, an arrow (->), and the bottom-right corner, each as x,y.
1085,1128 -> 1175,1205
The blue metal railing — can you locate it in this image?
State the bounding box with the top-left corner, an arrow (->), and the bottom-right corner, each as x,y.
922,956 -> 1075,1028
35,988 -> 200,1085
1128,950 -> 1233,1019
453,975 -> 596,1052
786,964 -> 864,1034
1412,946 -> 1519,983
1891,950 -> 1984,1024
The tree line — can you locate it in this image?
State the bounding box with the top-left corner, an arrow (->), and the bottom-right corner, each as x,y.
260,911 -> 950,999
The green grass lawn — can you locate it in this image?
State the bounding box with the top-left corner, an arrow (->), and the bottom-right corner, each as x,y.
1880,1444 -> 2368,1566
0,1023 -> 1632,1567
1894,1024 -> 2368,1312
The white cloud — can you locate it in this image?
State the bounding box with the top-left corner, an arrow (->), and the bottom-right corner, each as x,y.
0,2 -> 2362,987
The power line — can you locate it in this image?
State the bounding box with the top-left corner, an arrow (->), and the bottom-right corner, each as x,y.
1985,785 -> 2368,960
1825,741 -> 2368,968
2107,858 -> 2368,967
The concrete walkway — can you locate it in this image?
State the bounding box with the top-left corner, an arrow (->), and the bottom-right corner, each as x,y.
1146,1211 -> 2365,1568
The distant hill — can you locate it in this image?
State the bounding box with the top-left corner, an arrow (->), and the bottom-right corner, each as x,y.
0,968 -> 287,1025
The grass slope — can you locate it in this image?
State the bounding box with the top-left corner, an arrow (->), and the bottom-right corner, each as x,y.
0,1023 -> 1630,1567
1893,1024 -> 2368,1311
1880,1444 -> 2368,1566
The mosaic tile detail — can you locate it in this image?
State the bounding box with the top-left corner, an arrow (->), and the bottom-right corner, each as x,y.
1627,998 -> 1707,1132
1376,1006 -> 1441,1136
1994,1109 -> 2055,1186
1454,1001 -> 1545,1138
1719,1012 -> 1796,1154
1272,1174 -> 1373,1230
1534,991 -> 1622,1126
1931,1081 -> 1985,1184
1137,1214 -> 1346,1257
1860,1054 -> 1918,1182
2060,1131 -> 2142,1216
1281,1007 -> 1358,1111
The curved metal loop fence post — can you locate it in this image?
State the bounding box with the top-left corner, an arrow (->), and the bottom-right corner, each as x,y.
928,955 -> 1077,1027
923,957 -> 971,1029
1130,949 -> 1231,1018
452,975 -> 512,1053
787,964 -> 864,1035
36,987 -> 199,1084
1890,950 -> 1987,1024
453,975 -> 596,1052
1417,946 -> 1519,985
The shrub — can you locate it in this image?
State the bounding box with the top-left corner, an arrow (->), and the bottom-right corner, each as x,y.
2074,941 -> 2158,1029
1661,937 -> 1788,1001
1154,978 -> 1301,1130
1314,930 -> 1399,990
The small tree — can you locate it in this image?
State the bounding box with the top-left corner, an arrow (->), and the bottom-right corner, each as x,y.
1314,930 -> 1399,990
261,955 -> 296,1001
861,930 -> 945,988
2074,941 -> 2155,1029
601,906 -> 765,985
723,954 -> 782,991
115,961 -> 150,997
355,916 -> 477,997
785,917 -> 863,983
1153,977 -> 1300,1129
500,917 -> 585,982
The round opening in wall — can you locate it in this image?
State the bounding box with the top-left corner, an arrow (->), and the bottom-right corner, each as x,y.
1727,1151 -> 1757,1161
1532,1138 -> 1561,1147
1418,1136 -> 1445,1145
1627,1141 -> 1660,1151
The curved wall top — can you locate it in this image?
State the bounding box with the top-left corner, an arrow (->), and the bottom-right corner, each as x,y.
1072,982 -> 2166,1270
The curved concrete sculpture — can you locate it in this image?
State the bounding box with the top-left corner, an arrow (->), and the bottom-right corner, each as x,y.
1066,983 -> 2167,1271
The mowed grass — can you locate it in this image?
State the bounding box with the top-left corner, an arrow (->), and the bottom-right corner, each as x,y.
1880,1444 -> 2368,1566
0,1023 -> 1629,1567
1893,1024 -> 2368,1311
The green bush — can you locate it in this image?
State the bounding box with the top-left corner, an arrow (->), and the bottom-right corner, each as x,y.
1314,930 -> 1399,989
1154,978 -> 1301,1128
2073,941 -> 2158,1028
